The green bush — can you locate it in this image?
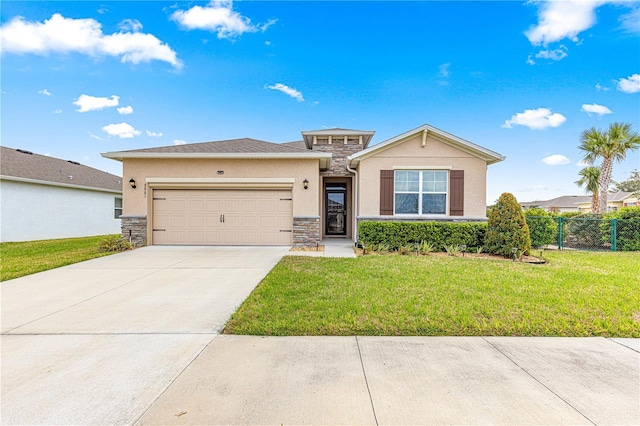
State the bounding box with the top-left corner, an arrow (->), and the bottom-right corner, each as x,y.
358,221 -> 486,252
485,193 -> 531,258
98,235 -> 134,252
603,206 -> 640,251
524,208 -> 557,248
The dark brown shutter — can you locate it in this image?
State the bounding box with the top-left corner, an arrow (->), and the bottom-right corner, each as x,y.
449,170 -> 464,216
380,170 -> 394,215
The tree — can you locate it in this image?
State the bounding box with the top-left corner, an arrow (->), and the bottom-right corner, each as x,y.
575,166 -> 600,212
578,122 -> 640,213
485,193 -> 531,258
611,169 -> 640,194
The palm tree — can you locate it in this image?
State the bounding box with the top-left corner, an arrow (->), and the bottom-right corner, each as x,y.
575,166 -> 600,212
578,122 -> 640,213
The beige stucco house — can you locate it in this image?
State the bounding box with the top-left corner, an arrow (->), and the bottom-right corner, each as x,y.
102,124 -> 504,246
576,191 -> 637,212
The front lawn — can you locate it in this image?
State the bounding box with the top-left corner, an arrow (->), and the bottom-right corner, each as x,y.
0,235 -> 117,281
224,251 -> 640,337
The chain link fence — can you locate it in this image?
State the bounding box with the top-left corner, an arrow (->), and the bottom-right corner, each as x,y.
525,216 -> 640,251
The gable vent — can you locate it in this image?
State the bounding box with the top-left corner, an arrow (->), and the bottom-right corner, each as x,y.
16,149 -> 33,155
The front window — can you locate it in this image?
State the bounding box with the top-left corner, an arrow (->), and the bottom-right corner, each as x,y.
394,170 -> 447,215
115,197 -> 123,219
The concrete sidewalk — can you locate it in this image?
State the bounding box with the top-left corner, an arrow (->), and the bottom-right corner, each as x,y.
138,336 -> 639,425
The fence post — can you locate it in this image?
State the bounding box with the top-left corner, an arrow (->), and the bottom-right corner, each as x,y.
557,217 -> 564,250
611,218 -> 617,252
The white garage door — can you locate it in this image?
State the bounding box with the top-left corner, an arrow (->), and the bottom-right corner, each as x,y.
152,189 -> 292,245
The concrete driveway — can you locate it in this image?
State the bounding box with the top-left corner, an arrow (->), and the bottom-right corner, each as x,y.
1,246 -> 289,425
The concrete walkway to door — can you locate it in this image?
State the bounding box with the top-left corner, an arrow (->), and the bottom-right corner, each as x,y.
1,246 -> 289,425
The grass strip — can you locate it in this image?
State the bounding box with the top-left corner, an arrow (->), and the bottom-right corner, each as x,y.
225,251 -> 640,337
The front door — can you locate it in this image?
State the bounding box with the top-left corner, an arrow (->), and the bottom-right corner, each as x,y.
325,184 -> 347,235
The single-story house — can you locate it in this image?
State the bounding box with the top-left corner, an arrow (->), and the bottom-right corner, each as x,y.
576,191 -> 636,212
1,146 -> 123,242
520,195 -> 592,213
102,124 -> 504,246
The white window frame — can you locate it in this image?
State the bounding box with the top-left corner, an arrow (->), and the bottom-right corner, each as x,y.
393,169 -> 449,215
115,197 -> 123,219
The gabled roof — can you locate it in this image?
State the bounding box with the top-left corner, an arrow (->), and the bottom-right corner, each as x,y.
524,195 -> 591,209
1,146 -> 122,193
101,137 -> 332,169
301,128 -> 375,150
347,124 -> 505,166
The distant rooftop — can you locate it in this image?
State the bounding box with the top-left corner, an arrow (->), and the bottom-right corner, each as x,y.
1,146 -> 122,192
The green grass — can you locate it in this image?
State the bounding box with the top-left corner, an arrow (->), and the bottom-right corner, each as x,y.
225,251 -> 640,337
1,235 -> 118,281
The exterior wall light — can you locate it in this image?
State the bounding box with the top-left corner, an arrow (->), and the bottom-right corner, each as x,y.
303,179 -> 309,190
129,178 -> 137,189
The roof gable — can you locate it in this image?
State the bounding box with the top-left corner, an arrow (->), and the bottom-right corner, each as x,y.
347,124 -> 504,166
1,146 -> 122,192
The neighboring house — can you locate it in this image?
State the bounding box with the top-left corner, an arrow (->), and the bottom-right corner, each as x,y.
576,191 -> 636,212
102,124 -> 504,246
0,146 -> 123,242
521,195 -> 591,213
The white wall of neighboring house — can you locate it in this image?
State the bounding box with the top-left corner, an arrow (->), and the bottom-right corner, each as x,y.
0,179 -> 121,242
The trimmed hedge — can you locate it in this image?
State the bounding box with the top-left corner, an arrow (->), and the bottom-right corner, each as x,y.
486,193 -> 531,257
603,206 -> 640,251
358,221 -> 487,251
524,208 -> 557,248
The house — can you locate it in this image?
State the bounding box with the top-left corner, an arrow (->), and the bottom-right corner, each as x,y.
520,195 -> 592,213
0,146 -> 123,242
101,124 -> 504,246
576,191 -> 636,212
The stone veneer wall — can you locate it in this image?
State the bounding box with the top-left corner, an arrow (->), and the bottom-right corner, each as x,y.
120,214 -> 147,246
312,137 -> 365,177
293,216 -> 320,246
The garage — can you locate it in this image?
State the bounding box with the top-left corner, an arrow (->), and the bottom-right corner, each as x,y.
152,189 -> 293,245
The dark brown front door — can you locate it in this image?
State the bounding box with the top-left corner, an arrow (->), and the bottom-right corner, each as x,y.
325,184 -> 346,235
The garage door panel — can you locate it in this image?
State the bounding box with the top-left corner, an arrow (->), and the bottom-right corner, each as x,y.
152,189 -> 292,245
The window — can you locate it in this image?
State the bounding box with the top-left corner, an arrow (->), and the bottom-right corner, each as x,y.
394,170 -> 447,215
115,197 -> 123,219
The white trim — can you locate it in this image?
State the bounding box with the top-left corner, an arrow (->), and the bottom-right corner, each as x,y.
392,165 -> 452,170
393,170 -> 449,216
101,152 -> 331,161
0,175 -> 122,194
145,177 -> 295,189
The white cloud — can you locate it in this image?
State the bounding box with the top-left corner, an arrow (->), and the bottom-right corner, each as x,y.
117,105 -> 133,115
266,83 -> 304,102
576,159 -> 590,167
581,103 -> 613,116
146,130 -> 162,137
438,62 -> 451,78
535,46 -> 568,61
617,73 -> 640,93
619,7 -> 640,33
89,131 -> 104,141
0,13 -> 182,68
595,83 -> 610,91
74,94 -> 119,112
520,185 -> 549,193
541,154 -> 571,166
171,1 -> 274,39
526,55 -> 536,66
118,19 -> 142,32
502,108 -> 567,130
174,139 -> 187,145
38,88 -> 51,96
102,122 -> 141,138
525,0 -> 606,46
53,109 -> 62,114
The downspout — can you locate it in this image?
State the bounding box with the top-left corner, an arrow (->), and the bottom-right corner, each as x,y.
346,161 -> 358,245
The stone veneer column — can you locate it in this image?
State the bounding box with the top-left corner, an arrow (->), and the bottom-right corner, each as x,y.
293,216 -> 320,247
120,214 -> 147,246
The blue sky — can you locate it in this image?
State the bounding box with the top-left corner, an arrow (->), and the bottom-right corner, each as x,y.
1,0 -> 639,204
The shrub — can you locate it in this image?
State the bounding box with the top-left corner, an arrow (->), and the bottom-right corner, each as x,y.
358,221 -> 486,252
524,208 -> 557,248
98,235 -> 134,252
485,193 -> 531,258
603,206 -> 640,251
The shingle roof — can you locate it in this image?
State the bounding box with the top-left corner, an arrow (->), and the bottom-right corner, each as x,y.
116,138 -> 310,154
1,146 -> 122,192
523,195 -> 591,208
